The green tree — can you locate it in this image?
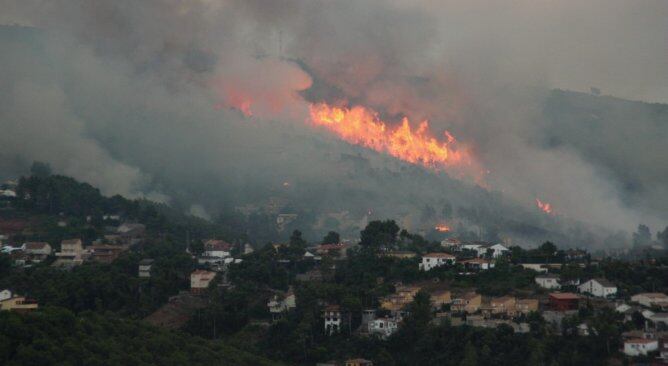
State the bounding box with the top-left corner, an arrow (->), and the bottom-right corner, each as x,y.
321,231 -> 340,244
360,220 -> 400,247
460,341 -> 478,366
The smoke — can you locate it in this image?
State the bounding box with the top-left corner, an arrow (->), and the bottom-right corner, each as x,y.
0,0 -> 667,244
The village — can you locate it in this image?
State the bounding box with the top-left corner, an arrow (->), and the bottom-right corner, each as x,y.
1,175 -> 668,365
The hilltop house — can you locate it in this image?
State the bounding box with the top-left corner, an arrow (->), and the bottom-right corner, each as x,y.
55,239 -> 85,266
623,338 -> 659,356
323,305 -> 342,335
268,288 -> 296,320
88,244 -> 127,263
138,259 -> 154,278
516,299 -> 539,315
462,258 -> 494,271
535,274 -> 561,289
429,289 -> 452,310
549,293 -> 580,311
116,223 -> 145,244
419,253 -> 456,271
0,290 -> 38,313
452,292 -> 482,314
578,278 -> 617,298
22,242 -> 51,262
489,296 -> 517,317
631,293 -> 668,309
368,316 -> 399,339
190,270 -> 216,294
204,240 -> 232,258
440,238 -> 462,250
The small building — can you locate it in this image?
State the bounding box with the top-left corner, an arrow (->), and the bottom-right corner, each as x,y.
649,313 -> 668,328
490,296 -> 517,317
368,317 -> 399,339
345,359 -> 373,366
54,239 -> 85,266
462,258 -> 494,271
623,338 -> 658,356
190,270 -> 216,294
58,239 -> 84,259
429,289 -> 452,310
116,223 -> 146,245
485,243 -> 510,258
419,253 -> 456,271
0,294 -> 38,313
516,299 -> 539,315
204,240 -> 232,258
22,242 -> 52,262
440,238 -> 462,250
535,274 -> 561,289
323,305 -> 342,335
549,293 -> 580,311
631,293 -> 668,308
268,289 -> 296,320
138,259 -> 154,278
88,244 -> 127,263
0,289 -> 12,301
578,278 -> 617,298
452,292 -> 482,314
316,243 -> 350,258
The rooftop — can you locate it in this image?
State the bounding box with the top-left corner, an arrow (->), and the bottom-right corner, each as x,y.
423,252 -> 455,258
626,338 -> 657,344
549,292 -> 580,300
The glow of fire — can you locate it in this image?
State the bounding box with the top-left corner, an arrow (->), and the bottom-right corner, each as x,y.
535,198 -> 553,214
309,103 -> 481,177
435,224 -> 451,232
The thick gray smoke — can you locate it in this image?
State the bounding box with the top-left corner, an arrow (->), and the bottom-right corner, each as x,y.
1,0 -> 667,246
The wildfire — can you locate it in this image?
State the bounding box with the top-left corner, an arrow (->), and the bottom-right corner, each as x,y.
535,198 -> 553,215
309,103 -> 480,177
435,224 -> 451,232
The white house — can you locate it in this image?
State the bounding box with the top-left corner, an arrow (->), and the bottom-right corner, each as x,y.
535,274 -> 561,289
578,278 -> 617,298
268,289 -> 297,320
323,305 -> 342,335
0,289 -> 12,301
368,317 -> 399,339
486,244 -> 510,258
419,253 -> 456,271
461,243 -> 485,255
623,338 -> 658,356
631,293 -> 668,308
22,242 -> 52,262
138,259 -> 154,278
204,240 -> 232,258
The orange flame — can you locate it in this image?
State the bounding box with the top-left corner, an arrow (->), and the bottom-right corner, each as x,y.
309,103 -> 482,179
435,224 -> 451,232
535,198 -> 553,214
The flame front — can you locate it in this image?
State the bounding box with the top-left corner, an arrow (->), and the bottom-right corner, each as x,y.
435,224 -> 451,232
309,103 -> 479,176
535,198 -> 553,214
